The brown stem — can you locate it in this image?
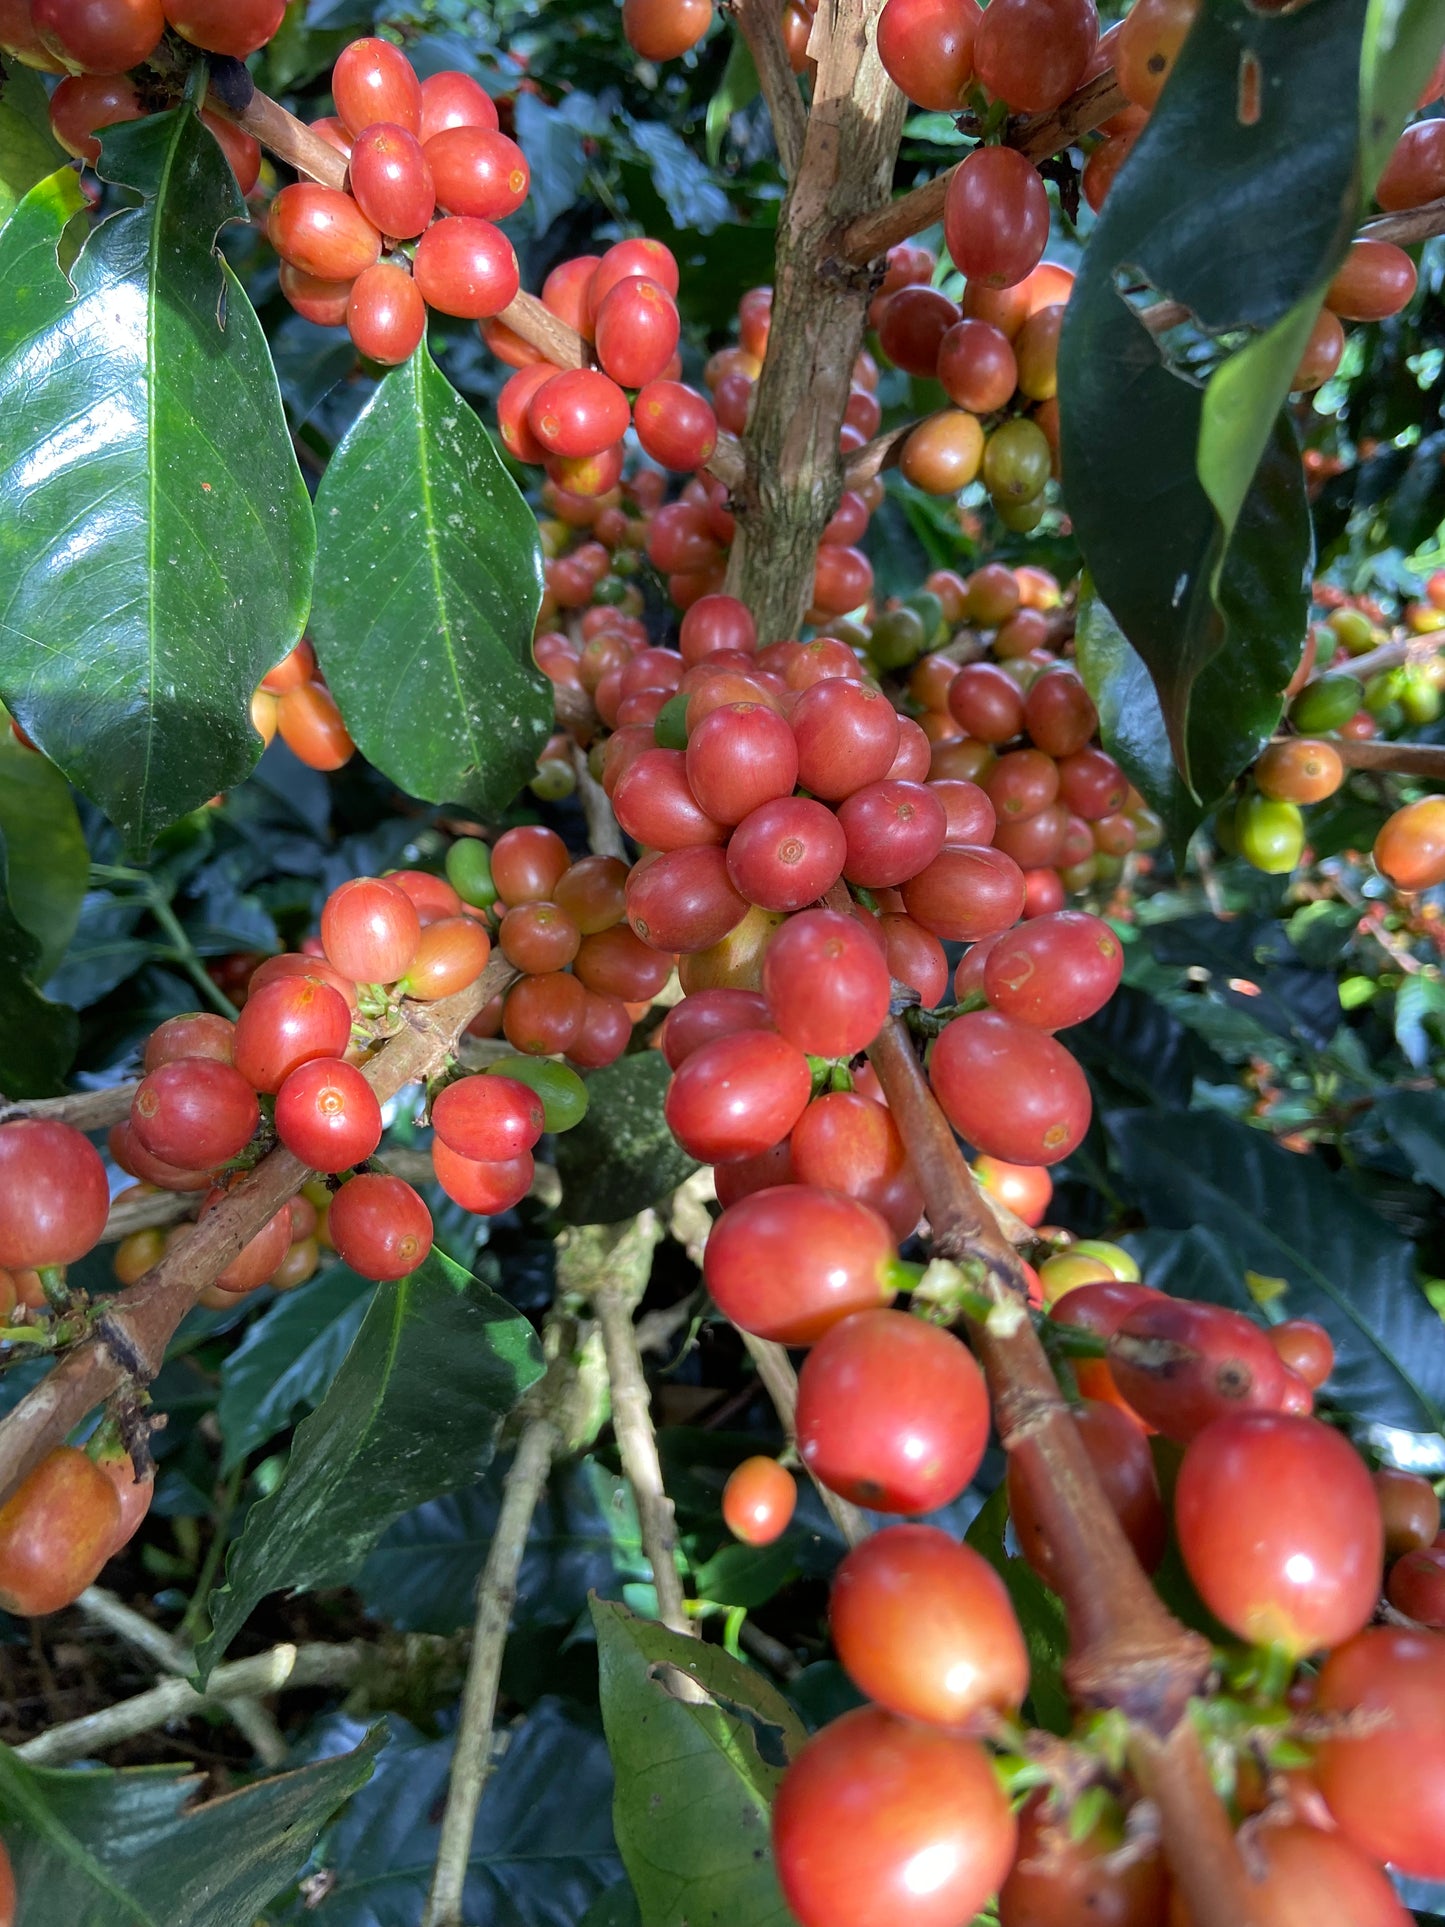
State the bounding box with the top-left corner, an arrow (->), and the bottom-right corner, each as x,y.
0,957 -> 518,1509
0,1084 -> 136,1131
838,69 -> 1127,264
1361,193 -> 1445,248
1327,737 -> 1445,778
726,0 -> 908,636
727,0 -> 808,178
865,1016 -> 1259,1927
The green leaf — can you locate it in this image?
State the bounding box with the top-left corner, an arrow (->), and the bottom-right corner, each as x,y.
1074,583 -> 1200,848
0,738 -> 87,978
0,824 -> 76,1096
0,163 -> 86,362
0,61 -> 66,230
1059,0 -> 1379,797
1108,1109 -> 1445,1434
358,1455 -> 642,1635
706,34 -> 759,166
554,1053 -> 700,1224
215,1266 -> 375,1474
1375,1090 -> 1445,1200
276,1703 -> 621,1927
197,1250 -> 543,1679
592,1597 -> 805,1927
0,1726 -> 381,1926
0,110 -> 314,850
965,1484 -> 1070,1736
309,345 -> 550,813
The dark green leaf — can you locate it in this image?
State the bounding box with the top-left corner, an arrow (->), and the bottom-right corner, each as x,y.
1074,584 -> 1200,848
358,1454 -> 641,1635
0,62 -> 66,229
309,345 -> 550,813
1392,975 -> 1445,1071
0,111 -> 314,850
555,1053 -> 699,1224
514,89 -> 600,234
0,739 -> 88,978
706,34 -> 759,166
278,1703 -> 620,1927
1284,900 -> 1362,970
691,1538 -> 800,1610
43,892 -> 151,1009
593,1597 -> 805,1927
1108,1109 -> 1445,1433
582,1885 -> 643,1927
0,825 -> 76,1096
1375,1090 -> 1445,1201
630,120 -> 729,233
215,1267 -> 375,1474
0,164 -> 85,362
0,1726 -> 381,1926
197,1251 -> 543,1679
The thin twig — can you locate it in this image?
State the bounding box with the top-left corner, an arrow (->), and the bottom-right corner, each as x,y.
739,1331 -> 869,1546
423,1416 -> 557,1927
570,743 -> 627,859
0,1084 -> 136,1131
727,0 -> 808,178
1321,737 -> 1445,779
1362,193 -> 1445,248
16,1640 -> 366,1765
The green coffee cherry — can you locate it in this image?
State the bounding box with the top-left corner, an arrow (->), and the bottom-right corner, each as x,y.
488,1055 -> 589,1132
1288,672 -> 1359,734
446,838 -> 496,910
868,606 -> 928,672
529,759 -> 576,802
653,692 -> 690,750
1327,607 -> 1378,655
1236,791 -> 1305,874
983,418 -> 1052,504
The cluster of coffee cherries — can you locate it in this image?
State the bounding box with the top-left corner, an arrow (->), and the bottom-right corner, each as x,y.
266,39 -> 529,366
249,637 -> 355,771
759,1229 -> 1445,1925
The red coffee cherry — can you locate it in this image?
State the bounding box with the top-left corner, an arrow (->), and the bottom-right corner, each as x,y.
1267,1316 -> 1334,1389
634,379 -> 720,470
331,35 -> 423,137
703,1185 -> 897,1344
328,1171 -> 433,1280
876,0 -> 981,111
944,145 -> 1051,289
594,275 -> 681,388
490,826 -> 571,905
425,125 -> 529,220
831,1524 -> 1027,1724
267,184 -> 381,282
626,845 -> 747,952
1313,1628 -> 1445,1878
249,950 -> 360,1012
726,796 -> 849,913
685,702 -> 798,825
413,215 -> 519,319
34,0 -> 162,76
973,1154 -> 1052,1226
982,910 -> 1124,1029
1374,795 -> 1445,891
131,1058 -> 259,1171
1375,1465 -> 1441,1558
762,908 -> 893,1059
501,972 -> 588,1056
791,680 -> 900,800
162,0 -> 283,58
664,1028 -> 812,1163
659,988 -> 771,1068
1388,1545 -> 1445,1628
773,1706 -> 1016,1927
347,122 -> 435,237
200,1189 -> 294,1294
1175,1412 -> 1382,1654
433,1074 -> 546,1164
529,369 -> 631,460
0,1119 -> 110,1268
322,876 -> 422,983
0,1446 -> 122,1616
274,1058 -> 383,1172
901,846 -> 1027,943
433,1140 -> 533,1215
835,779 -> 947,888
621,0 -> 711,60
1325,239 -> 1418,322
998,1789 -> 1168,1927
233,976 -> 353,1093
47,71 -> 142,162
418,70 -> 498,143
1057,746 -> 1129,819
929,1010 -> 1091,1164
144,1010 -> 235,1070
1106,1298 -> 1287,1440
797,1308 -> 990,1512
722,1456 -> 797,1545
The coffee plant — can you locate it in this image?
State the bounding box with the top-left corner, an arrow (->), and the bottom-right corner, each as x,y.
0,0 -> 1442,1921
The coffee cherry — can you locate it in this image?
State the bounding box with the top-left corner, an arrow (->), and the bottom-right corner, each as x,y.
973,1154 -> 1052,1226
834,779 -> 947,888
659,988 -> 771,1068
1314,1628 -> 1445,1876
332,35 -> 423,137
395,915 -> 491,1000
322,876 -> 422,983
683,702 -> 797,825
664,1028 -> 812,1163
433,1140 -> 533,1214
501,972 -> 588,1056
830,1524 -> 1027,1723
0,1446 -> 121,1616
233,976 -> 353,1093
1107,1297 -> 1287,1439
627,845 -> 747,952
274,1058 -> 382,1171
901,846 -> 1028,943
1267,1316 -> 1333,1388
725,796 -> 849,912
432,1074 -> 545,1166
1114,0 -> 1198,108
973,0 -> 1096,113
0,1119 -> 110,1268
425,126 -> 529,220
762,908 -> 892,1059
773,1707 -> 1016,1927
498,901 -> 582,975
413,215 -> 519,319
998,1789 -> 1168,1927
347,123 -> 435,239
791,680 -> 900,799
621,0 -> 711,60
1176,1411 -> 1382,1653
1057,746 -> 1128,819
1255,737 -> 1344,808
1374,795 -> 1445,890
797,1308 -> 990,1511
790,1090 -> 922,1237
1325,239 -> 1418,322
1387,1544 -> 1445,1627
109,1120 -> 211,1193
277,684 -> 356,770
161,0 -> 282,59
595,275 -> 681,388
201,1190 -> 293,1294
722,1456 -> 797,1545
930,1010 -> 1091,1164
982,910 -> 1124,1029
877,0 -> 981,110
634,380 -> 720,470
131,1059 -> 258,1171
944,145 -> 1051,289
250,951 -> 360,1013
1378,116 -> 1445,211
528,369 -> 631,460
328,1171 -> 433,1280
703,1185 -> 897,1344
143,1011 -> 235,1070
1010,1399 -> 1165,1591
1235,791 -> 1306,874
877,285 -> 961,378
267,184 -> 381,282
419,70 -> 497,143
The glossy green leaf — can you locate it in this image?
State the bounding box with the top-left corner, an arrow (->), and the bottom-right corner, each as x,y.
0,163 -> 85,362
197,1250 -> 543,1679
0,738 -> 87,978
276,1703 -> 621,1927
1109,1109 -> 1445,1434
0,111 -> 314,850
309,345 -> 550,813
215,1266 -> 375,1474
555,1053 -> 700,1224
1074,582 -> 1200,848
593,1597 -> 805,1927
0,1726 -> 381,1926
1060,0 -> 1376,797
0,62 -> 66,230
